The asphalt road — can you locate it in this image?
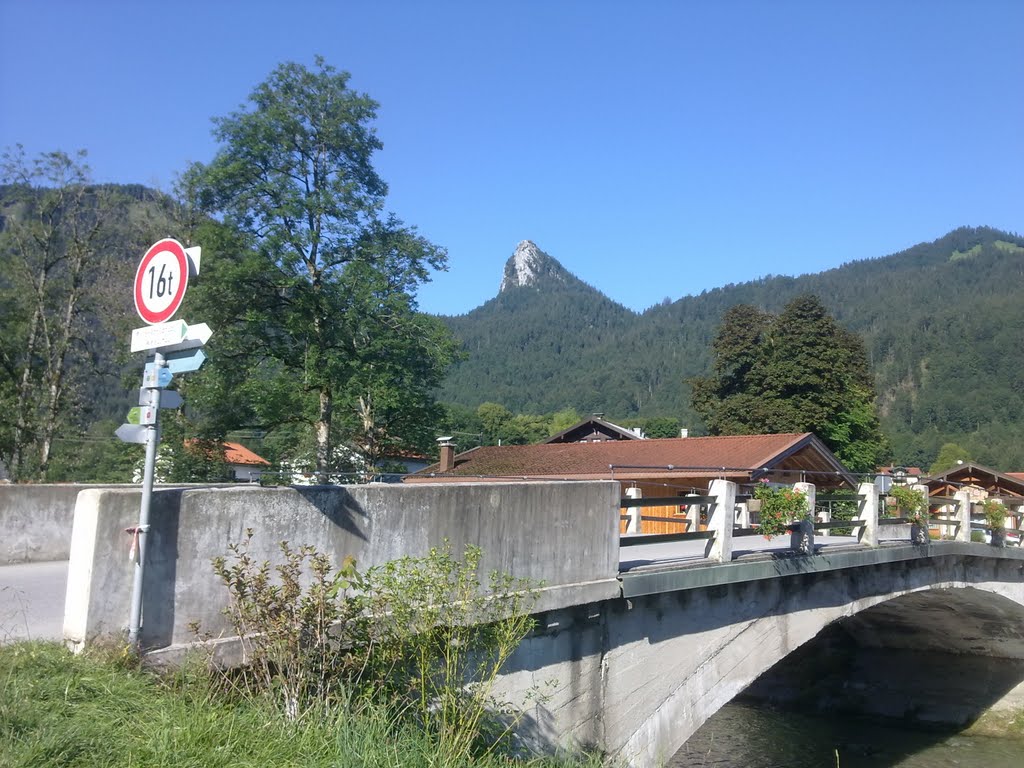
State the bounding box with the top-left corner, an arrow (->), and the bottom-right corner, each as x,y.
0,560 -> 68,644
619,532 -> 864,572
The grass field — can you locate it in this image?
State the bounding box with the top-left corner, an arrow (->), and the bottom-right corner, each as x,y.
0,642 -> 603,768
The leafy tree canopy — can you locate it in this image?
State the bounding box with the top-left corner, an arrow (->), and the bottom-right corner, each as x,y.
185,58 -> 458,480
929,442 -> 972,474
0,147 -> 127,480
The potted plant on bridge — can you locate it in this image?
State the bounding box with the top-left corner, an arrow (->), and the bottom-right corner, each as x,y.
982,498 -> 1007,548
753,482 -> 813,555
889,485 -> 928,545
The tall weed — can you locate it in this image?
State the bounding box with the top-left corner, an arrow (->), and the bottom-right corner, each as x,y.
206,533 -> 542,764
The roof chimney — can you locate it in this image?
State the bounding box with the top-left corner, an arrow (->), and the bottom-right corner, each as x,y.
437,436 -> 456,473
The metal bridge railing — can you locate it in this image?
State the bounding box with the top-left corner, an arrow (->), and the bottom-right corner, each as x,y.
618,481 -> 1022,561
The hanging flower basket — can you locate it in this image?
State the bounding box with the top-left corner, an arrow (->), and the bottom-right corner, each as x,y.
982,499 -> 1008,548
754,483 -> 811,551
889,486 -> 929,544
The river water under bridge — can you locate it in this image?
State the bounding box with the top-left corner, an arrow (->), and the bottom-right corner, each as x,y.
670,700 -> 1021,767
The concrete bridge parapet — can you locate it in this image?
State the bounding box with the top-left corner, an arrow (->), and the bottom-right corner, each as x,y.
63,481 -> 623,652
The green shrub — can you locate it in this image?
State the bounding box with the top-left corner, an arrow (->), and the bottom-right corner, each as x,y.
358,544 -> 541,763
207,533 -> 366,716
888,486 -> 928,525
206,533 -> 543,764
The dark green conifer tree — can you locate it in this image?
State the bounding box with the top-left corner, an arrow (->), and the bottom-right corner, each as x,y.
691,295 -> 889,473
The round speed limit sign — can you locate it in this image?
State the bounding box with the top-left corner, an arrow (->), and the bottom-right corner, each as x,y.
134,238 -> 190,324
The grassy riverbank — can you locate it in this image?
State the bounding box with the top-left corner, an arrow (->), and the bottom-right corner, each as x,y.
962,707 -> 1024,740
0,642 -> 601,768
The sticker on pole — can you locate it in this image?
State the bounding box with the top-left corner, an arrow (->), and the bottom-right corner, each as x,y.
134,238 -> 190,325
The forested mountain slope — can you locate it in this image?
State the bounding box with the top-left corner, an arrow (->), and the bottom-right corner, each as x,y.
438,227 -> 1024,469
443,241 -> 638,413
0,182 -> 180,428
5,177 -> 1020,473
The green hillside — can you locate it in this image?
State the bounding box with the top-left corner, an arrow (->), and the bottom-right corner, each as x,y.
438,227 -> 1024,470
0,182 -> 180,448
443,244 -> 637,414
5,177 -> 1021,474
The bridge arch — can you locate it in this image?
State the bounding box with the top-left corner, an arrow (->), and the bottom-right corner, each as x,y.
604,552 -> 1024,766
742,587 -> 1024,726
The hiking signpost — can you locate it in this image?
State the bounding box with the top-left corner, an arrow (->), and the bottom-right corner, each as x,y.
118,237 -> 212,648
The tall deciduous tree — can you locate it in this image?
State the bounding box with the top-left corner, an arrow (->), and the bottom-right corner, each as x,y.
191,59 -> 456,480
549,407 -> 582,436
691,295 -> 889,473
476,402 -> 514,445
0,147 -> 115,480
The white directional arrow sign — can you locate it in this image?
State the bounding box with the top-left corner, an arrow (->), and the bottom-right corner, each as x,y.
158,322 -> 213,354
115,424 -> 148,444
131,320 -> 212,354
131,320 -> 188,353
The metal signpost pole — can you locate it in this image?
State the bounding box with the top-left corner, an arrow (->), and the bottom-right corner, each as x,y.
127,351 -> 164,648
120,239 -> 205,651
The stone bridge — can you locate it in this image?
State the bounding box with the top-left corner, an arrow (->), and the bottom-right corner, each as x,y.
504,539 -> 1024,767
2,480 -> 1024,767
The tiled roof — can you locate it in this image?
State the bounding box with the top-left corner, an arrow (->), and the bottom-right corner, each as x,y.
410,433 -> 844,481
878,466 -> 924,477
223,442 -> 270,466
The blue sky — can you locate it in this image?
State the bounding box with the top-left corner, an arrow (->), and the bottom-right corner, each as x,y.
2,1 -> 1021,316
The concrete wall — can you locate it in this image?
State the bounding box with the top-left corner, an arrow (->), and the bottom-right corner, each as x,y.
64,481 -> 622,651
0,483 -> 243,564
0,484 -> 101,564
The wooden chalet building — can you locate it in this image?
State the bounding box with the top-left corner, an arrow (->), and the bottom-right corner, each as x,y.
544,415 -> 645,443
924,462 -> 1024,532
407,432 -> 854,533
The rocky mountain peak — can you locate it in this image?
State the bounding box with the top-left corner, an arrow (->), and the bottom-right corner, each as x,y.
499,240 -> 568,293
